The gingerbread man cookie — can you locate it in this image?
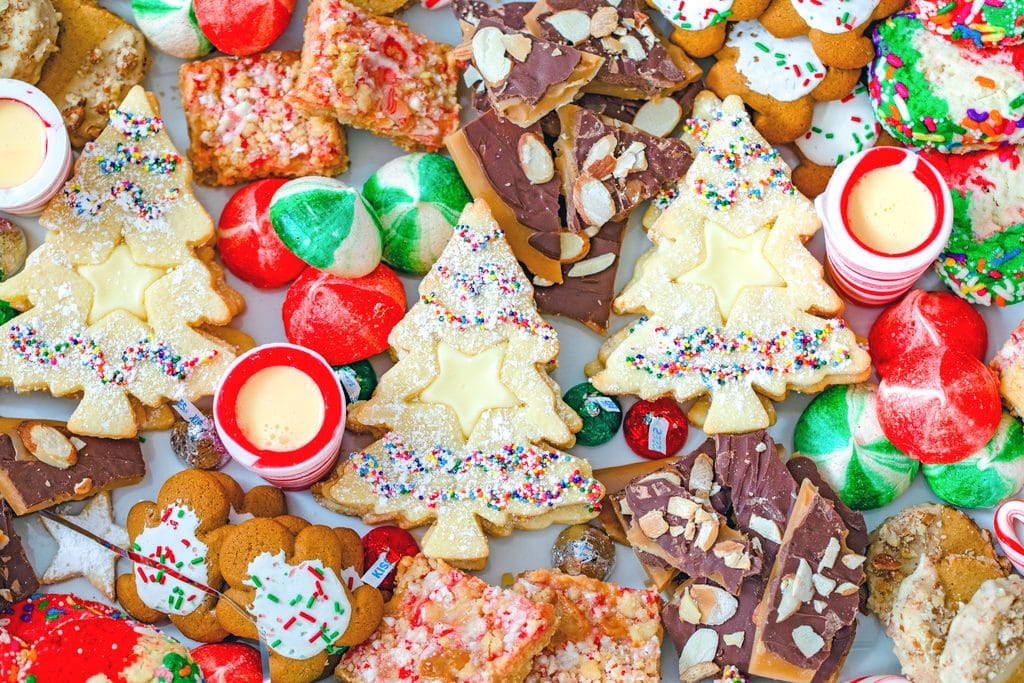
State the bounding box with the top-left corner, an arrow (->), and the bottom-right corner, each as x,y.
648,0 -> 772,58
115,469 -> 287,642
217,517 -> 384,683
760,0 -> 906,69
706,20 -> 861,143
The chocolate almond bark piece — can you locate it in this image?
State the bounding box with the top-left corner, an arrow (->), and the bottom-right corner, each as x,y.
453,0 -> 533,38
524,0 -> 701,99
0,417 -> 145,515
748,480 -> 865,683
0,500 -> 38,609
577,81 -> 701,136
556,105 -> 692,233
446,109 -> 574,283
469,19 -> 604,127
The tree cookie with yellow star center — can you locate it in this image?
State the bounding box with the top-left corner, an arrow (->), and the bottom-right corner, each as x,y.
0,86 -> 244,438
590,91 -> 870,435
314,199 -> 603,570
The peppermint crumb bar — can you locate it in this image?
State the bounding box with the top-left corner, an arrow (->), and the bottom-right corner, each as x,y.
513,569 -> 663,682
289,0 -> 460,152
179,51 -> 348,187
337,555 -> 557,682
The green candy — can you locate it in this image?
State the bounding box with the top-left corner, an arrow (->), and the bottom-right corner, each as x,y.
563,382 -> 622,447
794,384 -> 919,510
362,153 -> 472,275
333,360 -> 377,404
923,413 -> 1024,509
270,177 -> 383,278
0,301 -> 18,325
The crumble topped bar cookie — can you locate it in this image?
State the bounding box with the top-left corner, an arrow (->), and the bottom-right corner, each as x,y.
337,555 -> 558,683
524,0 -> 702,99
314,200 -> 602,569
179,52 -> 348,187
0,87 -> 243,438
291,0 -> 460,152
513,569 -> 663,682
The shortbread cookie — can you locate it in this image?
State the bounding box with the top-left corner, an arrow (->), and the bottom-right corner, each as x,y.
0,0 -> 59,84
523,0 -> 702,99
314,200 -> 602,569
291,0 -> 460,152
994,321 -> 1024,418
36,0 -> 148,147
39,492 -> 127,600
217,517 -> 384,683
180,52 -> 349,186
648,0 -> 771,58
337,555 -> 559,683
116,470 -> 287,642
0,500 -> 38,610
760,0 -> 905,69
591,92 -> 870,434
512,569 -> 663,681
0,87 -> 243,438
706,20 -> 861,143
939,576 -> 1024,683
866,503 -> 1008,626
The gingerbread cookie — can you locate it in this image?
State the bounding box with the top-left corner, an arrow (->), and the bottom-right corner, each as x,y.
217,517 -> 384,683
115,470 -> 287,642
793,82 -> 898,198
315,200 -> 602,569
648,0 -> 771,58
36,0 -> 149,148
706,20 -> 861,143
591,91 -> 870,434
0,0 -> 59,84
994,321 -> 1024,419
760,0 -> 905,69
0,86 -> 243,438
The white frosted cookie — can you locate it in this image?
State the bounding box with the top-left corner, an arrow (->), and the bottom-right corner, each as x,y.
994,322 -> 1024,418
0,0 -> 60,84
940,576 -> 1024,683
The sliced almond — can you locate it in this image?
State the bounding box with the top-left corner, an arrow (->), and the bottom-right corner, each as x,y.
532,276 -> 554,287
669,525 -> 686,537
683,520 -> 696,541
501,33 -> 533,62
572,177 -> 615,228
667,495 -> 699,520
546,9 -> 591,44
18,420 -> 78,469
723,631 -> 745,648
678,629 -> 719,681
812,573 -> 836,597
688,453 -> 714,495
618,497 -> 632,515
695,520 -> 719,552
612,145 -> 647,179
589,6 -> 619,38
518,133 -> 554,184
472,27 -> 511,83
777,575 -> 801,622
793,558 -> 814,602
676,586 -> 701,624
818,537 -> 841,572
749,514 -> 782,544
842,553 -> 867,570
619,34 -> 646,60
450,42 -> 474,62
690,584 -> 738,625
813,600 -> 827,613
583,134 -> 617,173
638,510 -> 669,538
560,232 -> 589,262
583,225 -> 601,238
792,625 -> 824,659
633,97 -> 683,137
568,252 -> 615,278
74,477 -> 93,495
638,471 -> 681,486
600,36 -> 623,54
835,582 -> 859,596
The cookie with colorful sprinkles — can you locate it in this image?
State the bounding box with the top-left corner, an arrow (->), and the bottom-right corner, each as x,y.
913,0 -> 1024,49
920,146 -> 1024,306
706,19 -> 862,143
869,13 -> 1024,153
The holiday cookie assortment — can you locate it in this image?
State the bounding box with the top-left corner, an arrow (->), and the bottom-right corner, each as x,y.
2,0 -> 1024,681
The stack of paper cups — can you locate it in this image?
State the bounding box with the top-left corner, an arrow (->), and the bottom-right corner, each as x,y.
816,147 -> 953,306
0,79 -> 72,215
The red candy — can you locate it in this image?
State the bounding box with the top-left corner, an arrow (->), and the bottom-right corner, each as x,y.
283,264 -> 407,365
217,179 -> 305,289
623,398 -> 688,459
869,289 -> 988,377
191,643 -> 262,683
361,525 -> 420,590
877,347 -> 1001,464
194,0 -> 295,56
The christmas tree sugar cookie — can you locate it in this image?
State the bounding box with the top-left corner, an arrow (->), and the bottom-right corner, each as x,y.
0,86 -> 244,438
314,200 -> 603,569
590,91 -> 870,434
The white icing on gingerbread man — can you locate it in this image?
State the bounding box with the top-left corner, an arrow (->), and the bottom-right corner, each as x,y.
727,20 -> 825,102
655,0 -> 735,31
796,83 -> 880,166
792,0 -> 881,34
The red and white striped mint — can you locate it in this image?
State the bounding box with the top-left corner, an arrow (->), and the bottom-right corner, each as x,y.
995,499 -> 1024,576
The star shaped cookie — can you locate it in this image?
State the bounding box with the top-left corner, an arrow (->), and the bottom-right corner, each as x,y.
40,492 -> 128,600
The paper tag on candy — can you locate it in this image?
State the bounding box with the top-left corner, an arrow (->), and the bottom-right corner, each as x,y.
337,566 -> 364,591
337,368 -> 362,404
648,416 -> 669,455
585,396 -> 621,413
175,398 -> 212,430
360,555 -> 397,588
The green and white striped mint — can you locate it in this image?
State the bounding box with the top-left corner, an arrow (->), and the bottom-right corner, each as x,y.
270,177 -> 383,279
132,0 -> 213,59
923,412 -> 1024,509
794,383 -> 919,511
362,153 -> 472,275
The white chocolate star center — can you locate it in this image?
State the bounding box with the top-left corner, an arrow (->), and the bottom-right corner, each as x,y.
78,243 -> 165,323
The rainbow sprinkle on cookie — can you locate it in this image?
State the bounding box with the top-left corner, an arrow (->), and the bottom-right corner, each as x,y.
913,0 -> 1024,48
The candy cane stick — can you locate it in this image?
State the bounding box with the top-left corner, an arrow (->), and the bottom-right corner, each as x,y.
995,499 -> 1024,575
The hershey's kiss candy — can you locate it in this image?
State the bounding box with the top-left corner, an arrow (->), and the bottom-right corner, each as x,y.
170,410 -> 230,470
552,524 -> 615,580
